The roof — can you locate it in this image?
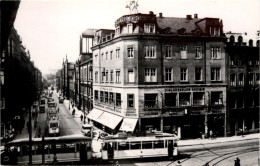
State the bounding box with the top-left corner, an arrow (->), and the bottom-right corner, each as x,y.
82,28 -> 96,37
157,17 -> 200,33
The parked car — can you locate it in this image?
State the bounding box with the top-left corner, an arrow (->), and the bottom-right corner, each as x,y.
81,124 -> 93,137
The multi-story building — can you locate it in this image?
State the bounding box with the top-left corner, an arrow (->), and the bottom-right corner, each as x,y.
61,57 -> 75,100
89,12 -> 227,138
225,34 -> 259,136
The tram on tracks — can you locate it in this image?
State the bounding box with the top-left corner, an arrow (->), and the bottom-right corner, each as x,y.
1,135 -> 92,165
100,132 -> 179,160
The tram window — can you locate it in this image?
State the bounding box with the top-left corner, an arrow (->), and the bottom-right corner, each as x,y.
154,140 -> 164,148
130,142 -> 141,150
113,142 -> 117,150
142,141 -> 153,149
165,140 -> 167,148
21,145 -> 29,155
118,142 -> 129,150
55,144 -> 62,153
35,145 -> 43,155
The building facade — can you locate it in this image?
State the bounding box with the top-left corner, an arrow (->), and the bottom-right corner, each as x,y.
225,34 -> 259,136
61,57 -> 75,100
90,12 -> 227,138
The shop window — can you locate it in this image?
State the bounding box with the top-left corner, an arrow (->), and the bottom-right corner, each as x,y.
94,90 -> 99,101
211,92 -> 223,105
105,92 -> 108,103
144,94 -> 157,108
100,91 -> 104,102
179,93 -> 191,106
109,92 -> 114,104
165,93 -> 176,107
193,92 -> 204,106
116,93 -> 121,107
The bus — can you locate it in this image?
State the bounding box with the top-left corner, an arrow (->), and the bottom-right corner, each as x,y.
1,135 -> 92,165
101,132 -> 178,160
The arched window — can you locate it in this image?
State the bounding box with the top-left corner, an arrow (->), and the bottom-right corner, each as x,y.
230,73 -> 236,87
249,39 -> 253,46
256,40 -> 260,47
238,73 -> 244,86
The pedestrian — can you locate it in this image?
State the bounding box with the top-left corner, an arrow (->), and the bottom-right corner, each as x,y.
57,107 -> 59,113
209,130 -> 214,139
176,161 -> 182,166
72,108 -> 75,117
80,114 -> 83,121
234,157 -> 240,166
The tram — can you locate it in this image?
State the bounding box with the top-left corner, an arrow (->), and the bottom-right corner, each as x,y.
100,132 -> 179,160
1,135 -> 92,165
47,108 -> 59,136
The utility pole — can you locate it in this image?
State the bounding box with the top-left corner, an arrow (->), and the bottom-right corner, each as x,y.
83,66 -> 85,124
28,107 -> 32,165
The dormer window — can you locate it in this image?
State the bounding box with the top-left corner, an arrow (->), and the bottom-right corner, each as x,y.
144,24 -> 155,33
210,27 -> 220,36
127,24 -> 133,33
116,26 -> 120,36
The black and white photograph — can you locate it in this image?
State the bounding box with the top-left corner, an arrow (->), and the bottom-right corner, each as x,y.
1,0 -> 259,165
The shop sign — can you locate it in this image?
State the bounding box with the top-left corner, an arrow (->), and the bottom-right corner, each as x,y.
165,87 -> 205,92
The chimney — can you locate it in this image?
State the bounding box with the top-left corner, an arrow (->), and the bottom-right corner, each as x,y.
186,15 -> 192,19
159,13 -> 163,17
194,14 -> 198,19
149,11 -> 154,15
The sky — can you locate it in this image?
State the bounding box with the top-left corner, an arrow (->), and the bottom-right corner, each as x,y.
14,0 -> 260,75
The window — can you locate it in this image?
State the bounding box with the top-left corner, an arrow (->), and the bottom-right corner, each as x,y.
230,74 -> 236,87
256,73 -> 260,85
142,141 -> 153,149
102,70 -> 105,82
105,92 -> 108,103
116,48 -> 120,59
195,68 -> 202,81
127,46 -> 134,58
211,47 -> 221,59
118,142 -> 129,150
130,142 -> 141,149
248,73 -> 254,85
94,91 -> 99,101
95,72 -> 98,83
128,94 -> 134,108
144,68 -> 157,82
128,69 -> 134,83
248,60 -> 252,66
116,93 -> 121,107
230,56 -> 235,66
211,68 -> 221,81
237,98 -> 244,108
110,51 -> 113,60
256,59 -> 260,66
211,92 -> 223,105
210,27 -> 220,36
193,92 -> 204,106
238,73 -> 244,86
179,93 -> 191,106
127,24 -> 133,33
110,70 -> 113,82
180,46 -> 187,59
195,46 -> 202,59
109,93 -> 114,104
116,26 -> 120,36
237,57 -> 243,66
101,53 -> 104,61
106,52 -> 108,61
165,68 -> 173,82
105,70 -> 108,82
100,91 -> 104,102
165,93 -> 176,107
180,68 -> 188,82
144,24 -> 155,33
165,45 -> 172,58
116,70 -> 120,83
144,94 -> 157,108
144,46 -> 156,58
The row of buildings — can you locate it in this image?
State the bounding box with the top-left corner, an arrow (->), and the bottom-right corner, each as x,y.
1,27 -> 44,139
56,12 -> 259,138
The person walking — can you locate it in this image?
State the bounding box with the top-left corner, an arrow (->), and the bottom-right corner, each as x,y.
72,108 -> 75,117
80,114 -> 83,121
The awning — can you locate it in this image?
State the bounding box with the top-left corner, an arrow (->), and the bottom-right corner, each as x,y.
87,108 -> 104,121
96,112 -> 123,130
119,118 -> 138,132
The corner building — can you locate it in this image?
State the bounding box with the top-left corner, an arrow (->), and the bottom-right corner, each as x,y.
90,12 -> 227,138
